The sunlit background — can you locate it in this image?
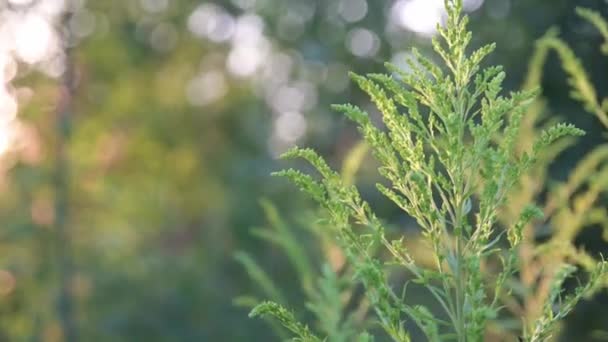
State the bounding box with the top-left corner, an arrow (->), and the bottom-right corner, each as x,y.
0,0 -> 518,160
0,0 -> 604,341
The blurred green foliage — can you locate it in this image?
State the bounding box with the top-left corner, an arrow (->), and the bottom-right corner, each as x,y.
0,0 -> 605,341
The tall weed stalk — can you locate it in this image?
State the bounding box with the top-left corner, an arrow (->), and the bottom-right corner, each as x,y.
245,2 -> 608,341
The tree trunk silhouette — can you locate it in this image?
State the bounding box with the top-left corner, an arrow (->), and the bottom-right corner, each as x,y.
54,11 -> 77,342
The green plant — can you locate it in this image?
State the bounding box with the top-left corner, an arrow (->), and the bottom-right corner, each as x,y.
495,7 -> 608,338
236,143 -> 374,341
248,1 -> 607,341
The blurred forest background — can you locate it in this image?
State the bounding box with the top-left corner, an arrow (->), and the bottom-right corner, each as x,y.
0,0 -> 606,341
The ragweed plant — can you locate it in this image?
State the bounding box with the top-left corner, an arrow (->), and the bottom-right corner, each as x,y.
495,7 -> 608,339
236,143 -> 374,341
249,1 -> 607,341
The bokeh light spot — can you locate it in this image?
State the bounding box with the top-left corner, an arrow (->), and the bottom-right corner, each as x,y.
69,9 -> 96,38
188,4 -> 236,43
15,13 -> 56,64
275,111 -> 307,143
9,0 -> 34,5
346,28 -> 380,58
186,70 -> 228,107
338,0 -> 368,23
392,0 -> 484,36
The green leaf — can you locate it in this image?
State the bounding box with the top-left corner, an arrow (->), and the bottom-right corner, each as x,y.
250,302 -> 322,342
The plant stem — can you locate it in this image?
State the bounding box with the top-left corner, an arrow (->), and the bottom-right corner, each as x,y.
455,215 -> 466,342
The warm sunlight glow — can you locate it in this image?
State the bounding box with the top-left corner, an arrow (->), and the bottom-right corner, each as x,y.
392,0 -> 484,36
14,13 -> 55,64
0,0 -> 66,157
393,0 -> 446,36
